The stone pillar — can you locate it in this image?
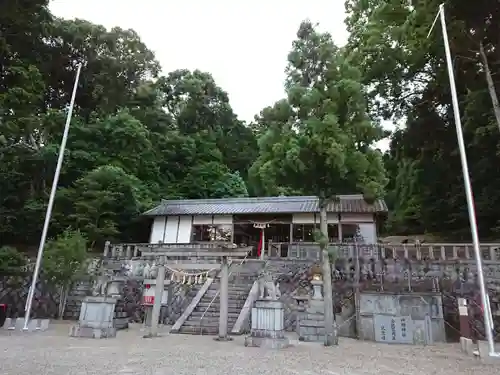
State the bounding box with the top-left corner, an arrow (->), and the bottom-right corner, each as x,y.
143,306 -> 153,328
244,300 -> 291,349
458,298 -> 471,338
103,241 -> 110,257
145,265 -> 165,338
458,297 -> 475,355
216,256 -> 231,341
311,279 -> 323,300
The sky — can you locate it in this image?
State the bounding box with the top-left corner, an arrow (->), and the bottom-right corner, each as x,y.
49,0 -> 390,150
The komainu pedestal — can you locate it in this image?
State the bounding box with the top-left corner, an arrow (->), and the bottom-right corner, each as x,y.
69,296 -> 117,339
244,300 -> 291,349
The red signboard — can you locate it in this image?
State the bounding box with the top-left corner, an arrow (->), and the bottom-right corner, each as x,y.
142,295 -> 154,305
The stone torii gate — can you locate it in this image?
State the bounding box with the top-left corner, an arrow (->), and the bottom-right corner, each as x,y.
102,242 -> 251,340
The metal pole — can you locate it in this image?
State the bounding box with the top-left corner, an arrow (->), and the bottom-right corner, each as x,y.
438,4 -> 498,356
23,64 -> 82,330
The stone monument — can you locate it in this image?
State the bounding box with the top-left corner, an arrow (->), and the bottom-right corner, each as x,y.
244,270 -> 291,349
69,270 -> 118,339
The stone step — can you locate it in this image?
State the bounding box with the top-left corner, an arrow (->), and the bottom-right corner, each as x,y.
196,302 -> 245,309
183,321 -> 237,330
209,285 -> 252,292
300,319 -> 325,328
183,318 -> 238,327
204,291 -> 249,297
183,320 -> 219,327
198,299 -> 246,305
194,306 -> 242,314
190,311 -> 240,318
177,326 -> 219,335
186,315 -> 239,323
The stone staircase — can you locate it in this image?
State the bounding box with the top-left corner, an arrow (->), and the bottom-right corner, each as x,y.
177,260 -> 264,335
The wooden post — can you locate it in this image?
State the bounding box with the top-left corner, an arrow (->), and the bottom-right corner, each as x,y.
216,256 -> 232,341
260,228 -> 265,260
145,265 -> 165,338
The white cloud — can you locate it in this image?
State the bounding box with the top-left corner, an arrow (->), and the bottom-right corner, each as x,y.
49,0 -> 391,151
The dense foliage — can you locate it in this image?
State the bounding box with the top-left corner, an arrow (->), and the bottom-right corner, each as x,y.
3,0 -> 497,251
345,0 -> 500,240
0,1 -> 256,249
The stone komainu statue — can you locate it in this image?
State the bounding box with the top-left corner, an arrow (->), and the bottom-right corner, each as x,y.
91,269 -> 112,297
257,269 -> 281,300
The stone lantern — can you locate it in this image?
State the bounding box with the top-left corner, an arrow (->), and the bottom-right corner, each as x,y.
310,265 -> 323,300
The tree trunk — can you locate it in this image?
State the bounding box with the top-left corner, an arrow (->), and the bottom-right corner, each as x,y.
479,41 -> 500,132
319,204 -> 338,346
58,284 -> 70,320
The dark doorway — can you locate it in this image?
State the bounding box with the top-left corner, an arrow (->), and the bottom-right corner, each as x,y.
233,223 -> 261,257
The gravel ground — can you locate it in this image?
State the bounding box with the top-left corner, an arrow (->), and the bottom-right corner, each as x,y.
0,323 -> 497,375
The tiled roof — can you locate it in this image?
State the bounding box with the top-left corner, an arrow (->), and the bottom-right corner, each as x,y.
142,195 -> 388,216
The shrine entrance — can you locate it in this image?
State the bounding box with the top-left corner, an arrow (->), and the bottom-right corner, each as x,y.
233,214 -> 292,259
102,242 -> 251,339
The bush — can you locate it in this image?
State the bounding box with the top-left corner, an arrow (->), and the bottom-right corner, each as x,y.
43,230 -> 89,318
0,246 -> 27,275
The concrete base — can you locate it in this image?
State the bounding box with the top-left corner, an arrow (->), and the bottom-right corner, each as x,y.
142,333 -> 162,339
69,324 -> 117,339
3,317 -> 50,332
245,299 -> 291,349
113,317 -> 129,330
244,335 -> 292,349
214,336 -> 233,342
459,337 -> 474,356
473,340 -> 500,363
297,299 -> 325,342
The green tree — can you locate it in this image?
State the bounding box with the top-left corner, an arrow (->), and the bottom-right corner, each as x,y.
0,246 -> 27,276
55,165 -> 151,248
345,0 -> 500,239
250,21 -> 387,346
182,162 -> 249,199
0,1 -> 258,249
43,230 -> 88,318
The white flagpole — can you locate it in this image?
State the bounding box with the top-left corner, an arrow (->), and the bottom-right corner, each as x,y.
23,63 -> 82,330
429,4 -> 498,357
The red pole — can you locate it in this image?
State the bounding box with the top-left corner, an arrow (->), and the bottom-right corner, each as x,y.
257,230 -> 263,257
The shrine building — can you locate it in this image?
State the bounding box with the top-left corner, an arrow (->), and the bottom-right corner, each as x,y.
142,195 -> 387,259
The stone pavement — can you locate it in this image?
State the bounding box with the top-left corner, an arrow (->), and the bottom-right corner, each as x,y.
0,322 -> 497,375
